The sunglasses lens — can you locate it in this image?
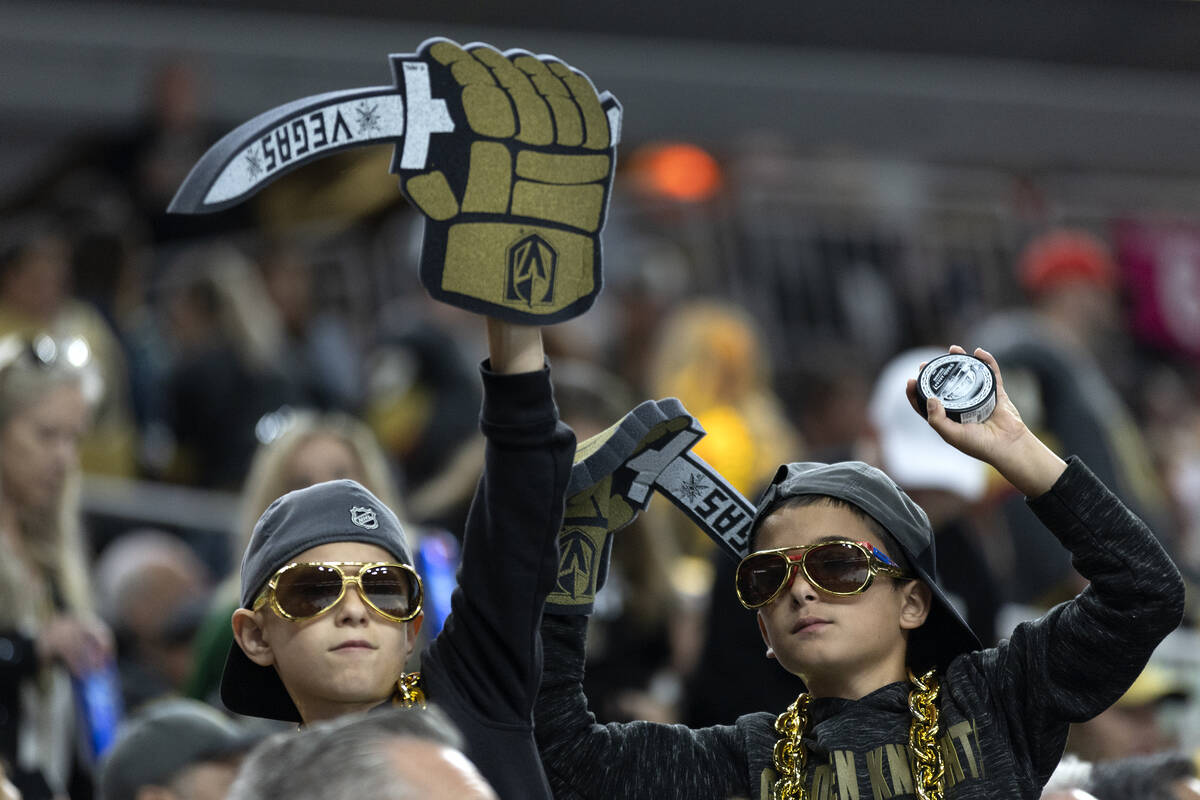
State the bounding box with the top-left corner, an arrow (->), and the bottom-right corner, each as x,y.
360,565 -> 420,619
274,564 -> 345,618
805,543 -> 871,594
736,553 -> 790,607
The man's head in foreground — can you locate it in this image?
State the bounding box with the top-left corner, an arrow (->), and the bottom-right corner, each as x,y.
98,699 -> 259,800
227,704 -> 497,800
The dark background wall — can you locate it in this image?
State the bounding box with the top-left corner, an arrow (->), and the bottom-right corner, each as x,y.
4,0 -> 1200,197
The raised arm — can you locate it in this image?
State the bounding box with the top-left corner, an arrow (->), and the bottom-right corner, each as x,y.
421,314 -> 572,708
534,402 -> 758,798
910,346 -> 1185,783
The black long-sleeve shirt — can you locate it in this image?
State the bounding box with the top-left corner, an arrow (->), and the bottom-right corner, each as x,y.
421,362 -> 575,799
535,457 -> 1185,799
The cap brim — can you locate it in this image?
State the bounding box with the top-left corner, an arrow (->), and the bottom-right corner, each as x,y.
220,644 -> 303,723
908,568 -> 983,673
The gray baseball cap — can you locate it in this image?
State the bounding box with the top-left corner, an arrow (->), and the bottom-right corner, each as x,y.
98,699 -> 260,800
751,461 -> 982,672
221,479 -> 412,721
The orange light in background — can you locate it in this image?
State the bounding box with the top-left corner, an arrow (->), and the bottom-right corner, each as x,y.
629,142 -> 722,202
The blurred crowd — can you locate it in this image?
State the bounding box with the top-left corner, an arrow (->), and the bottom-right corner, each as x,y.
1,59 -> 1199,800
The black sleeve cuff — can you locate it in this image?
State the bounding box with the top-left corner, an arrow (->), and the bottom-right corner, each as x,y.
478,358 -> 559,435
1026,456 -> 1107,523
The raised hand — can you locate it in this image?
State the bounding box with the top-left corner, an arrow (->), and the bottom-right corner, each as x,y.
37,614 -> 114,677
399,39 -> 621,324
906,346 -> 1066,497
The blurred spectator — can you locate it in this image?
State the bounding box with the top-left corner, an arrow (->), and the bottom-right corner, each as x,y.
1014,228 -> 1133,388
236,410 -> 403,534
865,347 -> 1002,644
105,59 -> 250,242
1086,752 -> 1200,800
157,243 -> 297,489
48,170 -> 173,456
98,698 -> 259,800
1066,663 -> 1191,763
0,334 -> 114,800
778,341 -> 874,464
126,61 -> 209,216
973,227 -> 1173,604
1045,752 -> 1200,800
647,299 -> 801,550
94,530 -> 212,709
227,704 -> 496,800
1138,362 -> 1200,619
1041,754 -> 1098,800
258,241 -> 363,412
0,213 -> 137,476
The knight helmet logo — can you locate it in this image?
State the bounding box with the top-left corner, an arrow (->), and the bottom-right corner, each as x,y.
506,233 -> 557,307
555,528 -> 598,600
350,506 -> 379,529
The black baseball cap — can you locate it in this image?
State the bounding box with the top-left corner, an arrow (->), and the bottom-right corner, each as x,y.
98,699 -> 261,800
220,479 -> 412,721
751,461 -> 982,672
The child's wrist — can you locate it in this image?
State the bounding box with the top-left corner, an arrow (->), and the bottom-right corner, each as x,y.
485,318 -> 544,375
997,430 -> 1067,498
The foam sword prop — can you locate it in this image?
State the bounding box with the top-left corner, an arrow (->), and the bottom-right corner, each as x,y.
167,55 -> 455,214
602,403 -> 756,564
168,38 -> 622,327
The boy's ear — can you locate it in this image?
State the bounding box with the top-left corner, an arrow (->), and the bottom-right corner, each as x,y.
231,608 -> 276,667
405,611 -> 424,659
899,581 -> 933,631
756,613 -> 776,660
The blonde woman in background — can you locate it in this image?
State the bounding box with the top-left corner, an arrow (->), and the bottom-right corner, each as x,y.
646,299 -> 802,553
0,334 -> 113,800
185,409 -> 418,704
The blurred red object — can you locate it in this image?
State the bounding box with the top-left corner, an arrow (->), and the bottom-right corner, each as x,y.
1018,228 -> 1118,295
628,142 -> 722,202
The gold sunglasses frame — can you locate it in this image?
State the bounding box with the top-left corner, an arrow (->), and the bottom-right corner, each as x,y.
252,560 -> 424,623
735,540 -> 912,609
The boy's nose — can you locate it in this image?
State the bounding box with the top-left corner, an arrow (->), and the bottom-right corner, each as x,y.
785,566 -> 818,603
334,583 -> 372,624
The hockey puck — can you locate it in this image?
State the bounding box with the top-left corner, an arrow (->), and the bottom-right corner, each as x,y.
916,353 -> 996,424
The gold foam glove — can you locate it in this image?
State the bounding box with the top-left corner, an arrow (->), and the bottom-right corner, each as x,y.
399,39 -> 621,324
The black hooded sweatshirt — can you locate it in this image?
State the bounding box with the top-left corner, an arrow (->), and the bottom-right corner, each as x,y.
535,457 -> 1185,799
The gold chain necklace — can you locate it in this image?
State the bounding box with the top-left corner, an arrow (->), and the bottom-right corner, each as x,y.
907,669 -> 944,800
771,669 -> 943,800
393,671 -> 426,708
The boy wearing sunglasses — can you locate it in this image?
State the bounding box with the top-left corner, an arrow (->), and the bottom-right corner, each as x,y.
535,346 -> 1184,799
225,318 -> 574,800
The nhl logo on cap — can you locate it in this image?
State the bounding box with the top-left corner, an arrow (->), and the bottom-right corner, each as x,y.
350,506 -> 379,529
